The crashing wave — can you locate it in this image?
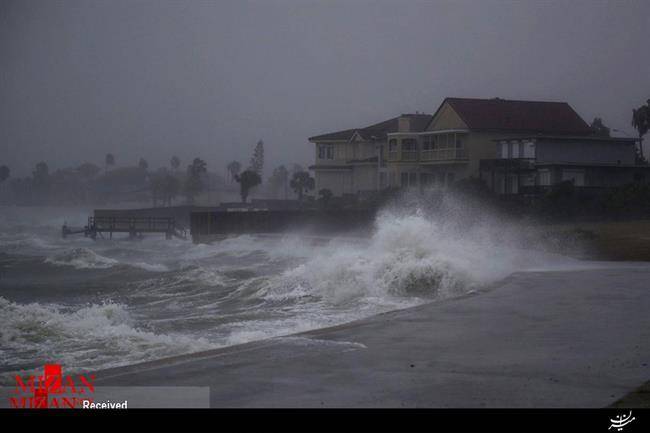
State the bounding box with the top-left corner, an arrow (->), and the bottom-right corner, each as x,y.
0,296 -> 211,382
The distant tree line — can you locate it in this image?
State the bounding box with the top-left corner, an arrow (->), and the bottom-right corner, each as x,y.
0,138 -> 315,206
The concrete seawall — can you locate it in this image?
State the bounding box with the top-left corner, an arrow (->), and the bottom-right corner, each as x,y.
93,265 -> 650,407
190,209 -> 376,243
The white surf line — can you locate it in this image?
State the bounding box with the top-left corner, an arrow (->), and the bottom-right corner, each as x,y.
278,336 -> 368,351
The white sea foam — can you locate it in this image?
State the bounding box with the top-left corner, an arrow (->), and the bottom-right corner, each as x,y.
44,247 -> 168,271
0,296 -> 212,381
45,247 -> 119,269
258,207 -> 570,310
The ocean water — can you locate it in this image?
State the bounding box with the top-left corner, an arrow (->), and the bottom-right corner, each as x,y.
0,204 -> 596,383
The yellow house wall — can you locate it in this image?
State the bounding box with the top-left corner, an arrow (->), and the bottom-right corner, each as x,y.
427,102 -> 468,131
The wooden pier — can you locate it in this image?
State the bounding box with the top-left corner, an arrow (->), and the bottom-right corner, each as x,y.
62,216 -> 187,240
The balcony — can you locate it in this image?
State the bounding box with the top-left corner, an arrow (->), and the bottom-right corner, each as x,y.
401,150 -> 419,161
421,148 -> 468,162
387,148 -> 469,162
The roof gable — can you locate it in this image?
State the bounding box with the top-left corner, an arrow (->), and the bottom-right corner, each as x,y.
427,101 -> 468,131
430,97 -> 592,135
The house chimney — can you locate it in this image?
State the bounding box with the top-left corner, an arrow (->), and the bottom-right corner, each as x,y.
398,116 -> 411,132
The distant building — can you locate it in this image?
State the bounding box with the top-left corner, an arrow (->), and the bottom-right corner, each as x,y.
308,97 -> 645,196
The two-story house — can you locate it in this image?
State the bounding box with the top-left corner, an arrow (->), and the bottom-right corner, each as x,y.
385,97 -> 605,190
309,97 -> 643,196
308,114 -> 432,197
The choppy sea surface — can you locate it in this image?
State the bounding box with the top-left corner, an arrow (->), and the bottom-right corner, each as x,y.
0,205 -> 601,383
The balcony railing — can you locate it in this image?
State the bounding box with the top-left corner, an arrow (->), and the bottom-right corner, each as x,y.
421,148 -> 468,161
386,148 -> 469,162
401,150 -> 419,161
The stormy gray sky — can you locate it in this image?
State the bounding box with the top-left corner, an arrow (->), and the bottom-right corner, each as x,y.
1,0 -> 649,177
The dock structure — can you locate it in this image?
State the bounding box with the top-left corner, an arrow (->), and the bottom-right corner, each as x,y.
63,216 -> 187,240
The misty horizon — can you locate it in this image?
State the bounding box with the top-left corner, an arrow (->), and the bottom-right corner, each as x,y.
2,0 -> 649,178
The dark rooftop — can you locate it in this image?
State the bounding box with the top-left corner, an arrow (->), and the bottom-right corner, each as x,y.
309,113 -> 432,142
439,97 -> 593,135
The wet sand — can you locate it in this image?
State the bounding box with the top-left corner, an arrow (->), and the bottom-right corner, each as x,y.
93,266 -> 650,407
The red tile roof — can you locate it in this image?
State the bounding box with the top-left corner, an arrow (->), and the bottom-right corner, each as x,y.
438,97 -> 592,135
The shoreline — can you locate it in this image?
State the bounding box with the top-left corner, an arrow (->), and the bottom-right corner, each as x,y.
92,266 -> 650,407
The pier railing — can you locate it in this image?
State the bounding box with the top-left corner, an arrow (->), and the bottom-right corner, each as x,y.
89,216 -> 178,233
63,216 -> 187,240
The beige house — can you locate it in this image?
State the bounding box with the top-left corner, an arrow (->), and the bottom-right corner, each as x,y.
308,114 -> 432,197
309,97 -> 642,196
384,97 -> 602,190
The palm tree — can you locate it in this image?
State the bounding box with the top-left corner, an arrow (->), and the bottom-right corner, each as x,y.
184,158 -> 208,203
235,169 -> 261,203
632,99 -> 650,163
0,165 -> 9,184
590,117 -> 610,137
250,140 -> 264,175
290,171 -> 315,202
318,188 -> 333,208
0,165 -> 9,199
170,156 -> 181,171
227,160 -> 241,183
105,153 -> 115,174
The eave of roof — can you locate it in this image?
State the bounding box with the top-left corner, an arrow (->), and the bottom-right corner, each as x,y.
308,129 -> 357,142
308,164 -> 353,170
491,135 -> 638,142
309,114 -> 433,143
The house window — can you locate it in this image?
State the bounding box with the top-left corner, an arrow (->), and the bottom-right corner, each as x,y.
455,135 -> 464,149
402,138 -> 418,161
511,141 -> 519,158
523,140 -> 535,159
506,175 -> 519,194
422,136 -> 432,150
409,172 -> 418,186
500,141 -> 508,159
388,139 -> 398,152
446,172 -> 455,185
319,145 -> 334,160
538,169 -> 551,186
562,169 -> 585,186
401,172 -> 409,187
402,139 -> 417,151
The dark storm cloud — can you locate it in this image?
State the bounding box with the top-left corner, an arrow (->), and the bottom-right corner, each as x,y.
1,0 -> 648,176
